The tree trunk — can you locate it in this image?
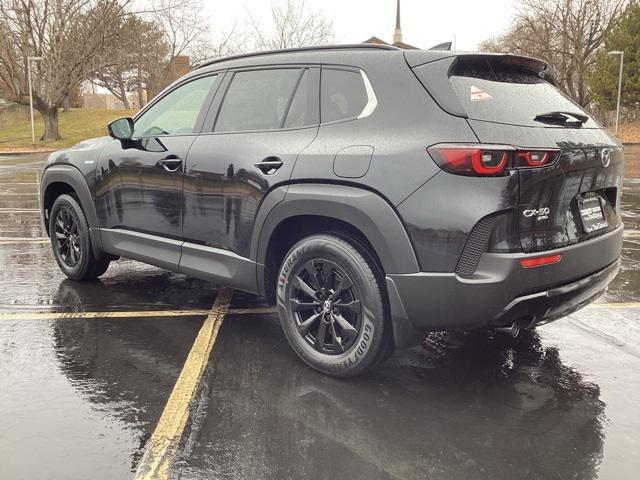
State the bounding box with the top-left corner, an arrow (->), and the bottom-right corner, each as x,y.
119,80 -> 130,110
137,66 -> 145,108
40,107 -> 61,141
63,96 -> 70,112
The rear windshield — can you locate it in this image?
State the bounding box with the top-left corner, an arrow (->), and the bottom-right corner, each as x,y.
417,57 -> 598,128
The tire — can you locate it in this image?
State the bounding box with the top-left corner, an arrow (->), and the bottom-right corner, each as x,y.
49,194 -> 110,281
277,233 -> 394,377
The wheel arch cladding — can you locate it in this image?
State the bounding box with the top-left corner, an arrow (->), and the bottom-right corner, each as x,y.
253,183 -> 420,278
41,165 -> 103,254
253,183 -> 424,349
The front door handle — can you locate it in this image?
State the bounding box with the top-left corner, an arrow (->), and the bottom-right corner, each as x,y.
254,157 -> 283,175
157,155 -> 182,172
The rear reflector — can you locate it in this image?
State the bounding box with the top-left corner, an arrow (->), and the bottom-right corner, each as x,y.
520,254 -> 562,269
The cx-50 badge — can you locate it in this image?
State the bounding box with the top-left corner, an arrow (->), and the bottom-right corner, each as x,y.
523,207 -> 550,221
601,148 -> 611,168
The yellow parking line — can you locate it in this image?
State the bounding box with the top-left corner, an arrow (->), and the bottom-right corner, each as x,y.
0,209 -> 40,212
0,236 -> 48,241
0,306 -> 277,321
0,240 -> 49,245
586,302 -> 640,309
0,239 -> 49,245
134,287 -> 234,480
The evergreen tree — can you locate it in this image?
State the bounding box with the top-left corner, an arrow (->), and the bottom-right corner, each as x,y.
589,1 -> 640,110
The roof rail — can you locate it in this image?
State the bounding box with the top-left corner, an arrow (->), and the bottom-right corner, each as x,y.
194,43 -> 401,70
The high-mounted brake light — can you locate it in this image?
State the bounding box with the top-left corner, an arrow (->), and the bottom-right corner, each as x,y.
520,254 -> 562,269
427,144 -> 559,177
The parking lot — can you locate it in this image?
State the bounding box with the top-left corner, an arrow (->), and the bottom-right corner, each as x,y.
1,149 -> 640,480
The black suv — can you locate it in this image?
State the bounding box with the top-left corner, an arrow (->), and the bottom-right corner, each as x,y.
41,45 -> 623,376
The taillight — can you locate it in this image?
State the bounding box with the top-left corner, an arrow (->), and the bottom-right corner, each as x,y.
515,151 -> 552,167
428,144 -> 559,177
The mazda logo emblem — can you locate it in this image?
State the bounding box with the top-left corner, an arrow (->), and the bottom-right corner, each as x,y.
601,148 -> 611,168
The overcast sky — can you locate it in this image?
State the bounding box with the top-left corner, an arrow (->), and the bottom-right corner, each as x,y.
201,0 -> 518,51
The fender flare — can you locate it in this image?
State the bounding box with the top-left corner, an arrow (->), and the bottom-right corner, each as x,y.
252,183 -> 422,349
252,183 -> 420,278
41,164 -> 103,254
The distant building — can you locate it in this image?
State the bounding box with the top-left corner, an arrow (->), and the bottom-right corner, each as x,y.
82,92 -> 143,110
363,0 -> 418,50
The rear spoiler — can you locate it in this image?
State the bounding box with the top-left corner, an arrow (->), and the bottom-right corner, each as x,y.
405,51 -> 551,78
428,41 -> 452,51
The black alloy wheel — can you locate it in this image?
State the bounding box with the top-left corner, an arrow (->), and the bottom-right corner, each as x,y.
54,208 -> 81,267
290,259 -> 362,354
277,233 -> 395,377
49,194 -> 111,281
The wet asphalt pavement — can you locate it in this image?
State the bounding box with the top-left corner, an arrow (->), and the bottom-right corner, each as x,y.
1,150 -> 640,480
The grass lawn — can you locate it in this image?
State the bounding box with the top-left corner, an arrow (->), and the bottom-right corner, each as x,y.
0,108 -> 137,151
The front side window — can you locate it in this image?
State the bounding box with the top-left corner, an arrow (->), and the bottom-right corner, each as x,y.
215,69 -> 302,132
321,68 -> 368,123
134,75 -> 218,137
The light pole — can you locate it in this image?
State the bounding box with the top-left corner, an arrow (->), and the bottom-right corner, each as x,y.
27,56 -> 43,143
607,50 -> 624,133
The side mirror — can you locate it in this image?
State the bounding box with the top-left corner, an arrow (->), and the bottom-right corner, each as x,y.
107,117 -> 134,140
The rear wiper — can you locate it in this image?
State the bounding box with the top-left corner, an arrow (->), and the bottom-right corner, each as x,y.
533,111 -> 589,125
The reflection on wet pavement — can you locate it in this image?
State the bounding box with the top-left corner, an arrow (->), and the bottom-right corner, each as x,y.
1,312 -> 202,479
177,313 -> 615,480
608,177 -> 640,302
1,152 -> 639,479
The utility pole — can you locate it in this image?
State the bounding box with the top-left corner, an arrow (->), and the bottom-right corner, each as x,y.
607,50 -> 624,133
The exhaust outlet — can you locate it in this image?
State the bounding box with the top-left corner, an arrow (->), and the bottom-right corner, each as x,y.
494,322 -> 520,338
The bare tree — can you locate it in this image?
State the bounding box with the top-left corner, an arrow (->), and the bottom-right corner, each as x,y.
0,0 -> 132,140
479,0 -> 625,106
148,0 -> 209,59
92,0 -> 243,109
248,0 -> 334,51
139,0 -> 244,99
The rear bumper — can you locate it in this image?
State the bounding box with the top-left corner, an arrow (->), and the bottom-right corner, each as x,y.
386,225 -> 623,347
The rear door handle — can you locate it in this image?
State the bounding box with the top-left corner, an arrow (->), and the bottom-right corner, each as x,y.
157,155 -> 182,172
254,157 -> 283,175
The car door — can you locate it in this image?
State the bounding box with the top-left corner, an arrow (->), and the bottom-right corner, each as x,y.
95,74 -> 220,266
181,66 -> 319,260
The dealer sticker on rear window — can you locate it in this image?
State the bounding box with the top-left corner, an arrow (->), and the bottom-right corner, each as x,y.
470,85 -> 492,102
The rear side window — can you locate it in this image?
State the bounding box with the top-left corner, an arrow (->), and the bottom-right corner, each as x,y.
215,69 -> 301,132
414,57 -> 597,128
321,68 -> 368,123
283,69 -> 316,128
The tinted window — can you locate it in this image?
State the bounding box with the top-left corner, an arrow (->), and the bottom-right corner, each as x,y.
215,69 -> 301,132
134,75 -> 217,137
283,69 -> 316,128
414,58 -> 596,128
321,68 -> 368,123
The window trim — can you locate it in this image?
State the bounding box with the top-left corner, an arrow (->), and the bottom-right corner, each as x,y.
319,66 -> 378,126
131,72 -> 223,138
357,70 -> 377,119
